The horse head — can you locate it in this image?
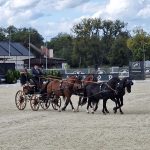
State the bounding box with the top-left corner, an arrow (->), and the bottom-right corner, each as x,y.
117,77 -> 133,93
84,74 -> 94,81
125,77 -> 133,93
67,75 -> 82,86
82,74 -> 97,86
67,75 -> 82,91
73,76 -> 83,92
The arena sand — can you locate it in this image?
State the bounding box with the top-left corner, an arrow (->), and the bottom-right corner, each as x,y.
0,80 -> 150,150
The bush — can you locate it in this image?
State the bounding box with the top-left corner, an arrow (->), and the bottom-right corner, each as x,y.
13,70 -> 20,80
5,69 -> 20,84
46,70 -> 62,78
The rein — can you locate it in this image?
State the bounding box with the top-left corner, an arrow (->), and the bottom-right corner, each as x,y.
82,83 -> 118,99
81,80 -> 99,84
105,83 -> 118,94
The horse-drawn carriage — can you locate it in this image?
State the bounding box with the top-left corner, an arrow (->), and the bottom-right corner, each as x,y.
15,73 -> 84,112
15,72 -> 133,114
15,76 -> 61,111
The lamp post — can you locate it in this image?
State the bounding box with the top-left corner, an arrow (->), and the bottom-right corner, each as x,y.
28,29 -> 31,70
45,39 -> 48,71
8,30 -> 11,56
45,35 -> 51,70
143,43 -> 145,72
142,40 -> 148,73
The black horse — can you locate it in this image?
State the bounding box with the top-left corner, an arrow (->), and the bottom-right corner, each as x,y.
76,74 -> 98,111
82,77 -> 120,114
113,77 -> 134,114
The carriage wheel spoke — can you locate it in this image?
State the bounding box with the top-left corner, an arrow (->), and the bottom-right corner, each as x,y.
15,90 -> 27,110
52,97 -> 61,110
30,96 -> 39,111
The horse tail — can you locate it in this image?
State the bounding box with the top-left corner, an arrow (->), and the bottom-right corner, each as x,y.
40,81 -> 50,94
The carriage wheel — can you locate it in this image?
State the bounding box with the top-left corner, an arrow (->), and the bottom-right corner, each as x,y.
40,98 -> 51,110
52,97 -> 61,110
15,90 -> 27,110
30,95 -> 39,111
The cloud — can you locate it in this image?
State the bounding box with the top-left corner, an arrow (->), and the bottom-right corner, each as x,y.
0,0 -> 150,39
106,0 -> 129,15
0,0 -> 44,27
78,1 -> 103,14
50,0 -> 90,10
0,0 -> 6,6
137,4 -> 150,18
92,0 -> 136,20
10,0 -> 40,9
91,0 -> 150,25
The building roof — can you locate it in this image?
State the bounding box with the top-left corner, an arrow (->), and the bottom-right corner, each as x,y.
0,41 -> 34,56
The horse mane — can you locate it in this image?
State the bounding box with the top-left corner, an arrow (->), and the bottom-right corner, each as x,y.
107,77 -> 120,89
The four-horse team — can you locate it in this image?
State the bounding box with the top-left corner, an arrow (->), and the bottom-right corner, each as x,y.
16,68 -> 134,114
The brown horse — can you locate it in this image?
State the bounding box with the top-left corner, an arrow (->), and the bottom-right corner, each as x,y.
46,75 -> 82,111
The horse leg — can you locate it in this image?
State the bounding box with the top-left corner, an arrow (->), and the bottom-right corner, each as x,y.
69,100 -> 75,112
91,102 -> 95,114
61,97 -> 70,111
112,98 -> 118,113
76,96 -> 82,112
119,97 -> 124,114
102,99 -> 106,114
104,99 -> 109,113
86,98 -> 90,113
94,102 -> 98,111
45,93 -> 50,108
113,98 -> 121,114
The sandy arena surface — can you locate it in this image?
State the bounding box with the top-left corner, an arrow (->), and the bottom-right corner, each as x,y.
0,80 -> 150,150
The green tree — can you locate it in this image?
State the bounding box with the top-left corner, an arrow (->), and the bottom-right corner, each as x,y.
127,27 -> 150,61
47,33 -> 73,65
101,20 -> 128,64
72,18 -> 102,67
0,27 -> 7,41
72,18 -> 128,67
109,34 -> 132,66
5,26 -> 43,48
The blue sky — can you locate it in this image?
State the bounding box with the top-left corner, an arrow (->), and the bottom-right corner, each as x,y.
0,0 -> 150,40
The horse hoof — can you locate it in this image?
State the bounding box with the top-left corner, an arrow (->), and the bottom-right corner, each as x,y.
113,110 -> 117,114
113,107 -> 116,111
120,111 -> 124,114
73,109 -> 75,112
76,109 -> 79,112
102,111 -> 106,115
91,111 -> 94,114
61,108 -> 65,111
86,111 -> 89,113
113,108 -> 117,114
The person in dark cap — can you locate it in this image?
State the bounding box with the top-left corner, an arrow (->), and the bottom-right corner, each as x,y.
31,65 -> 44,91
20,67 -> 30,86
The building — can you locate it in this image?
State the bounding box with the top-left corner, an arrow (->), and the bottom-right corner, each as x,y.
0,41 -> 34,69
0,41 -> 66,70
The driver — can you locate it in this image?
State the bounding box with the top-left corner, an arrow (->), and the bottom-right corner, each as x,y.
31,65 -> 44,90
